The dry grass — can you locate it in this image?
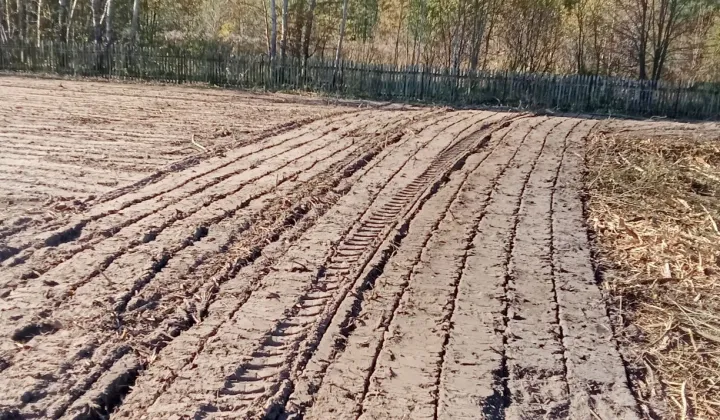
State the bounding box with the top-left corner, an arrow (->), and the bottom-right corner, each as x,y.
586,130 -> 720,419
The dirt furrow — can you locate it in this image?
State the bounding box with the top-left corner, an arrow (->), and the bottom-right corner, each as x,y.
0,148 -> 173,166
0,178 -> 105,196
0,134 -> 181,149
112,111 -> 498,419
0,143 -> 180,160
0,110 -> 414,378
38,113 -> 437,420
0,174 -> 118,195
0,159 -> 136,180
427,118 -> 564,420
0,165 -> 137,186
0,129 -> 352,306
499,118 -> 583,419
355,119 -> 544,420
230,113 -> 515,420
0,111 -> 389,288
0,111 -> 364,267
289,117 -> 537,420
0,117 -> 399,415
0,110 -> 448,419
551,122 -> 640,419
0,111 -> 360,265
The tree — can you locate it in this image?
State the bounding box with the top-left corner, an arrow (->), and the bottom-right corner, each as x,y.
106,0 -> 114,44
500,0 -> 564,72
58,0 -> 67,41
334,0 -> 350,71
15,0 -> 24,41
91,0 -> 102,43
281,0 -> 289,57
35,0 -> 40,46
468,0 -> 500,70
130,0 -> 141,42
270,0 -> 277,58
301,0 -> 317,68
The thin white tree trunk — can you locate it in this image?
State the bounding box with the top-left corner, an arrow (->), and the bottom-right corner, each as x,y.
91,0 -> 101,43
105,0 -> 113,44
66,0 -> 77,40
0,0 -> 7,42
130,0 -> 140,42
36,0 -> 41,46
281,0 -> 288,57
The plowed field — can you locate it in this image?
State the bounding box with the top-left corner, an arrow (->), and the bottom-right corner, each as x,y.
2,77 -> 700,419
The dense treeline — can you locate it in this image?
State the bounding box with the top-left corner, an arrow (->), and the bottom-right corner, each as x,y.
1,0 -> 719,82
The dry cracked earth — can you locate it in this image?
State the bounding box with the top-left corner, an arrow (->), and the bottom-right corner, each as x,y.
0,77 -> 683,420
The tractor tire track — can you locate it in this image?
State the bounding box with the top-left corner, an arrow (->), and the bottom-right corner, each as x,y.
357,118 -> 547,420
292,117 -> 545,420
0,111 -> 403,312
0,111 -> 426,417
111,111 -> 503,419
551,122 -> 640,420
0,110 -> 461,419
232,113 -> 518,420
0,111 -> 362,266
435,118 -> 570,420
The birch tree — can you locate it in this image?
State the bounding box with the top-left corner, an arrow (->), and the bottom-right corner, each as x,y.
130,0 -> 141,42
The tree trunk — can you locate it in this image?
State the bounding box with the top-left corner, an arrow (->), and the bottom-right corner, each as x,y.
105,0 -> 113,44
58,0 -> 67,42
15,0 -> 24,41
333,0 -> 349,72
91,0 -> 101,43
3,0 -> 10,40
0,0 -> 7,42
36,0 -> 41,46
301,0 -> 317,68
468,0 -> 485,71
66,0 -> 77,41
269,0 -> 277,58
281,0 -> 288,57
637,0 -> 648,80
263,0 -> 270,53
130,0 -> 140,42
393,3 -> 405,67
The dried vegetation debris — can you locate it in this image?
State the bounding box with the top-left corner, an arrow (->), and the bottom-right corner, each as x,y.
586,128 -> 720,420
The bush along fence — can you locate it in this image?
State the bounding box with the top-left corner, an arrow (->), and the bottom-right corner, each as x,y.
2,41 -> 720,119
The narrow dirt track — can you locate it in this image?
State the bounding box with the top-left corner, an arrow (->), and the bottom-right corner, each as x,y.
0,103 -> 640,419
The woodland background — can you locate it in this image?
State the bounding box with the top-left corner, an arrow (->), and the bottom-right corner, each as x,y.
0,0 -> 719,82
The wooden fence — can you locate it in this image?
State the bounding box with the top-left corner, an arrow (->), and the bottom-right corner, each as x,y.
1,41 -> 719,119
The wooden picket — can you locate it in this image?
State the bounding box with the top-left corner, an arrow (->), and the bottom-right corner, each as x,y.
1,40 -> 719,119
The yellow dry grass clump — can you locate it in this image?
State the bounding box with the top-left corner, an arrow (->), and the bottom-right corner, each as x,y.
586,130 -> 720,419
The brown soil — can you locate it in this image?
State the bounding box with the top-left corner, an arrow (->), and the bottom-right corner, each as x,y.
1,77 -> 708,419
0,76 -> 359,260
